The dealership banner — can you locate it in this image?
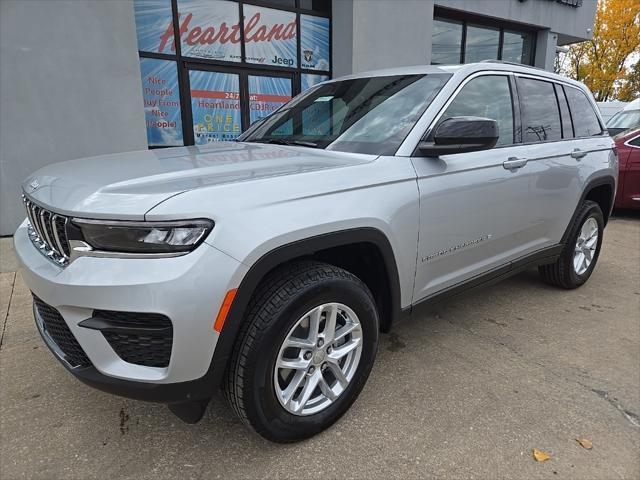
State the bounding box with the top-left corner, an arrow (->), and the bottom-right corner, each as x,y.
189,70 -> 241,144
139,58 -> 184,146
300,15 -> 330,71
177,0 -> 241,61
248,76 -> 292,125
134,0 -> 175,53
243,4 -> 297,68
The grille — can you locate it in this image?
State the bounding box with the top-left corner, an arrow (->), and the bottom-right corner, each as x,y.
33,296 -> 92,368
22,194 -> 70,266
93,310 -> 173,368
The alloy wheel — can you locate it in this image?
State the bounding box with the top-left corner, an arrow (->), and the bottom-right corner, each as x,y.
274,302 -> 363,416
573,216 -> 599,275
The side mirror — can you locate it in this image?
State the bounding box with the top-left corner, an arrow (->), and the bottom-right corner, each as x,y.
418,116 -> 499,156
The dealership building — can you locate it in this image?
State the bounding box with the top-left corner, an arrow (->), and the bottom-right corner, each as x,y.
0,0 -> 597,234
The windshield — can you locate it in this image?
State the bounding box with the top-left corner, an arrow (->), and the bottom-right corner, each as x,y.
238,73 -> 451,155
607,110 -> 640,129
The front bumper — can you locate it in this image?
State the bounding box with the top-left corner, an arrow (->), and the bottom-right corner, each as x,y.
15,219 -> 247,401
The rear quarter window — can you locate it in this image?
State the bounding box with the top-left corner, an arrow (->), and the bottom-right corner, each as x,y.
564,87 -> 603,137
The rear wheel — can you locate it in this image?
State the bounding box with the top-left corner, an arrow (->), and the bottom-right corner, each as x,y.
223,261 -> 379,442
539,200 -> 604,289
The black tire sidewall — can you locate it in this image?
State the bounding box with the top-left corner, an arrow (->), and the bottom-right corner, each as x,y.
565,203 -> 604,286
243,276 -> 378,442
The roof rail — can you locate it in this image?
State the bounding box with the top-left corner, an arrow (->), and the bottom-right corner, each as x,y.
479,59 -> 548,72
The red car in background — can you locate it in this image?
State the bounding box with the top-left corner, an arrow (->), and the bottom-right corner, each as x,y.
614,128 -> 640,209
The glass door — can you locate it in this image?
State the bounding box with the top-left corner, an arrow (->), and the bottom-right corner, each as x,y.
188,69 -> 242,145
247,74 -> 293,126
185,66 -> 293,144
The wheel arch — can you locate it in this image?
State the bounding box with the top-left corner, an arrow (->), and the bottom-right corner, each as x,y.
210,227 -> 402,387
562,176 -> 616,245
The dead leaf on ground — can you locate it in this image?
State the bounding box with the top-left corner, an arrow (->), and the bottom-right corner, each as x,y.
576,438 -> 593,450
532,448 -> 551,462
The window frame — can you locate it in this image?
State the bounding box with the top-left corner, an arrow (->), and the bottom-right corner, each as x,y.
516,76 -> 564,144
513,73 -> 605,145
417,71 -> 521,155
415,70 -> 606,156
555,84 -> 575,139
625,133 -> 640,149
136,0 -> 332,148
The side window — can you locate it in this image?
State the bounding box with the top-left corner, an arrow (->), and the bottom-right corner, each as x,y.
564,87 -> 603,137
629,135 -> 640,147
555,84 -> 574,139
518,78 -> 562,143
435,75 -> 514,146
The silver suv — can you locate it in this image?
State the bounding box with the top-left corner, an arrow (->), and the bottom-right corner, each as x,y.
15,62 -> 616,442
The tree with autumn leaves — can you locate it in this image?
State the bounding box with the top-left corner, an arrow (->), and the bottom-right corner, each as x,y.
557,0 -> 640,101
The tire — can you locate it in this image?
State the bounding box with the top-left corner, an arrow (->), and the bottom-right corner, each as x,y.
538,200 -> 604,289
223,261 -> 379,443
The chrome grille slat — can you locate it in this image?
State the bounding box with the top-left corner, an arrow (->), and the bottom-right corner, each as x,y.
51,215 -> 67,256
33,204 -> 46,241
40,209 -> 55,247
22,194 -> 69,266
25,201 -> 38,234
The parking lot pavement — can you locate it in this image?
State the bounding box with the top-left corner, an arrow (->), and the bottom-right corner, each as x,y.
1,214 -> 638,480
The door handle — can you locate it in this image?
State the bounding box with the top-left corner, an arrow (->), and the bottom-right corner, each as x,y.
571,148 -> 588,159
503,157 -> 528,170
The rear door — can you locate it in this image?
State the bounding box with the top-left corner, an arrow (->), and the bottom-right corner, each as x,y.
512,76 -> 579,246
521,77 -> 612,243
410,73 -> 545,301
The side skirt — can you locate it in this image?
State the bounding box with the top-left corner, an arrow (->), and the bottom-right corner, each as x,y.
401,244 -> 563,319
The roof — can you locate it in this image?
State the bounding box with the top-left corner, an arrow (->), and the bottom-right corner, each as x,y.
332,61 -> 587,90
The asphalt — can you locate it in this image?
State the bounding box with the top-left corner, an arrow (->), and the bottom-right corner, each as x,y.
1,212 -> 638,480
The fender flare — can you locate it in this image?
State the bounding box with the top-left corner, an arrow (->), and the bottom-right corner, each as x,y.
561,175 -> 616,245
208,227 -> 402,388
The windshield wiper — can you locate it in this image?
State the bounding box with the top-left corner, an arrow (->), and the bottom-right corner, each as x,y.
247,138 -> 319,148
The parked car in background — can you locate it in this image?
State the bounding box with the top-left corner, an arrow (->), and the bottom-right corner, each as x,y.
607,98 -> 640,136
614,128 -> 640,209
598,101 -> 628,123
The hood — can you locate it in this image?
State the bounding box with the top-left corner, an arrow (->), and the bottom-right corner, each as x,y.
22,142 -> 376,219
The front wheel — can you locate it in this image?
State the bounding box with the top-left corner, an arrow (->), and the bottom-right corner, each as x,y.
223,261 -> 379,442
539,200 -> 604,289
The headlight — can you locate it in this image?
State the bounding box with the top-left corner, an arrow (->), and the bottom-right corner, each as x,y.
71,219 -> 214,254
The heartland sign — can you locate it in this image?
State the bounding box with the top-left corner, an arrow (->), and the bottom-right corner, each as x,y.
145,1 -> 297,67
158,12 -> 296,56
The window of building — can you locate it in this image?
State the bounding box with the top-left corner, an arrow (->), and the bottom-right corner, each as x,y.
502,30 -> 534,65
431,13 -> 535,66
248,75 -> 293,125
133,0 -> 331,148
518,78 -> 562,143
433,75 -> 514,146
432,18 -> 463,64
464,24 -> 500,64
564,87 -> 603,137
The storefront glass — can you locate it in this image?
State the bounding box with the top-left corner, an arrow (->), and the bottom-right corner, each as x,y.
133,0 -> 331,147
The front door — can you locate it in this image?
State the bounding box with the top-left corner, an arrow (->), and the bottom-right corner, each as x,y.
411,73 -> 543,302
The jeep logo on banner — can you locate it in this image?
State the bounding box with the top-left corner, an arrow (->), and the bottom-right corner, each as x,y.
243,4 -> 297,68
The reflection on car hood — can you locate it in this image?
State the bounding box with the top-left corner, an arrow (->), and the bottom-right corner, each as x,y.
22,142 -> 376,219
